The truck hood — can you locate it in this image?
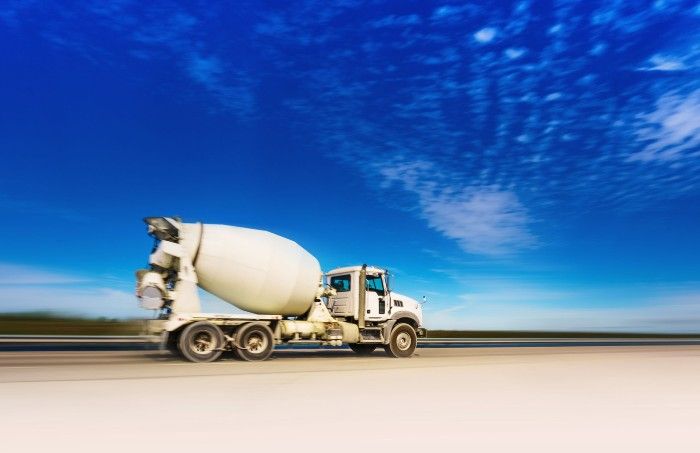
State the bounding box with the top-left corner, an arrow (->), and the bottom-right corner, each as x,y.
391,292 -> 423,324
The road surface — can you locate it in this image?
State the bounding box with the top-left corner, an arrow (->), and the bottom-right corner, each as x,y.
2,346 -> 699,452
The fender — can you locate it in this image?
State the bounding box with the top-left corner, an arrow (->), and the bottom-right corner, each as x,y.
382,311 -> 421,343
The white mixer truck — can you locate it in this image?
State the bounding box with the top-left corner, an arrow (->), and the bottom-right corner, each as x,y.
136,217 -> 426,362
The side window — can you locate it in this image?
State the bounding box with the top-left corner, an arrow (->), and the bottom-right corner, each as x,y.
365,275 -> 385,294
330,274 -> 351,292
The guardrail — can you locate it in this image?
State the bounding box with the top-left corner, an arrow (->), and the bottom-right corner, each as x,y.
2,335 -> 700,344
422,337 -> 700,343
0,335 -> 156,343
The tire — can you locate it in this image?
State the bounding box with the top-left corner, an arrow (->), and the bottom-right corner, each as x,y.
233,323 -> 274,361
349,343 -> 377,355
384,323 -> 417,358
178,321 -> 224,363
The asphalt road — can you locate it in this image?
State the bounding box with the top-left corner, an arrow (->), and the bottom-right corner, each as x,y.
2,346 -> 699,452
2,335 -> 700,352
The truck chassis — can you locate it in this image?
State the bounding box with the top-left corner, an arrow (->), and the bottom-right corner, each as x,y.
150,312 -> 426,362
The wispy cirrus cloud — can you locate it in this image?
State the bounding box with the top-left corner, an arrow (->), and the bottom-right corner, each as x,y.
249,0 -> 700,256
638,54 -> 688,71
631,89 -> 700,163
4,2 -> 256,118
421,188 -> 534,256
430,4 -> 477,22
377,159 -> 534,256
473,27 -> 497,44
9,1 -> 700,257
185,53 -> 255,114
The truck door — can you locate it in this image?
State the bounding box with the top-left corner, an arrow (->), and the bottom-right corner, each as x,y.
365,274 -> 388,321
328,274 -> 353,317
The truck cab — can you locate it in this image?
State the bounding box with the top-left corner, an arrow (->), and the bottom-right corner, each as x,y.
326,265 -> 424,334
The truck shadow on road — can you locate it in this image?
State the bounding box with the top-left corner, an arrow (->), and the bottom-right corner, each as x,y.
151,349 -> 396,362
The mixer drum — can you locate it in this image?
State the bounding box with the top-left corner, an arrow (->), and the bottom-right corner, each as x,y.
180,223 -> 321,316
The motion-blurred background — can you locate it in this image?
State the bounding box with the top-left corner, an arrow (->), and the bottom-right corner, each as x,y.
1,1 -> 699,334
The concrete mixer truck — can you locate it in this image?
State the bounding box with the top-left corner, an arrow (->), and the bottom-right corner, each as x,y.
135,217 -> 426,362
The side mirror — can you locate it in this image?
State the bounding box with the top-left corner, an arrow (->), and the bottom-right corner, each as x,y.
421,296 -> 427,304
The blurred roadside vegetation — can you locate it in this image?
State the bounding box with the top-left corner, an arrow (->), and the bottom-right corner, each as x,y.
1,312 -> 699,337
0,312 -> 143,335
427,330 -> 700,339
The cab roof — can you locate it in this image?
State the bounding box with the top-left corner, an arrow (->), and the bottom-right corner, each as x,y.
326,265 -> 386,275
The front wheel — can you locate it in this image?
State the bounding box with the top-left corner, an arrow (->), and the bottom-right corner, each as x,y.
178,322 -> 224,363
384,323 -> 417,358
234,323 -> 274,361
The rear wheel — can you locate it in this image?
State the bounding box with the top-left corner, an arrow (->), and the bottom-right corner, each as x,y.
178,322 -> 224,363
384,323 -> 417,358
234,323 -> 274,361
349,343 -> 377,355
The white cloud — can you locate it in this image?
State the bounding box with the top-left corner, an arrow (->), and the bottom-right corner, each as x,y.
504,47 -> 526,59
0,262 -> 137,317
589,42 -> 607,56
431,4 -> 475,21
548,23 -> 563,35
474,27 -> 497,43
0,263 -> 243,318
0,263 -> 87,285
420,188 -> 535,256
378,160 -> 535,256
638,54 -> 687,71
630,88 -> 700,162
591,8 -> 617,26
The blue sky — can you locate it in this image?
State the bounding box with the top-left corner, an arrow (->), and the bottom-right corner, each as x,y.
1,0 -> 700,331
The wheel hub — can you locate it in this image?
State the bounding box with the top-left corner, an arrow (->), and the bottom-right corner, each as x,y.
192,332 -> 214,354
247,334 -> 267,353
396,332 -> 412,351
